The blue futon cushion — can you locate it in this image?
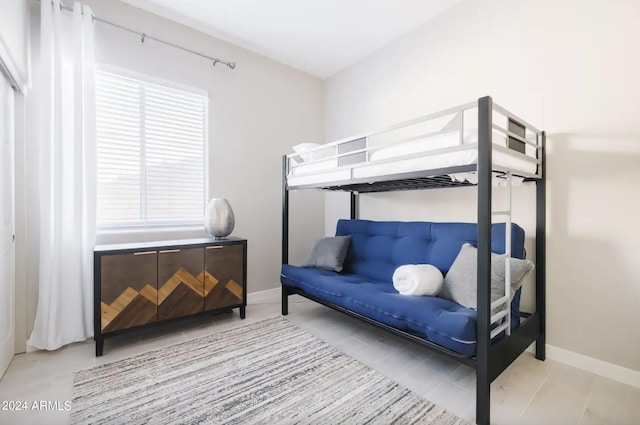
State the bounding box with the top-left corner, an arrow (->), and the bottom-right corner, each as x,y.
281,219 -> 526,356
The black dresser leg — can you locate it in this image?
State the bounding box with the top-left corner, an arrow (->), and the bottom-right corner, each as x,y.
95,337 -> 104,357
240,305 -> 246,319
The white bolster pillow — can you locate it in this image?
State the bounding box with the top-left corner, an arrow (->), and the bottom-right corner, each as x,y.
392,264 -> 443,296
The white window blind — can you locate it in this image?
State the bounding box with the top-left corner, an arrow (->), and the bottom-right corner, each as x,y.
95,70 -> 208,228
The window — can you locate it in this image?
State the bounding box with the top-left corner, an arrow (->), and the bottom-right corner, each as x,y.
95,69 -> 208,229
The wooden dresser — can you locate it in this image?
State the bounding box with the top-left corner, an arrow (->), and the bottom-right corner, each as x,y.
94,237 -> 247,356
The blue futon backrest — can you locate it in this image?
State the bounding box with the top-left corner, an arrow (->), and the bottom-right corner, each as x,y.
335,219 -> 525,283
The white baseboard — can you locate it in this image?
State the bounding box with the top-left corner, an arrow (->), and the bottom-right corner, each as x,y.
545,344 -> 640,389
246,287 -> 280,301
247,287 -> 280,296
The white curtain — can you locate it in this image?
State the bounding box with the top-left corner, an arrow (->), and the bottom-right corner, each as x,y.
28,0 -> 96,350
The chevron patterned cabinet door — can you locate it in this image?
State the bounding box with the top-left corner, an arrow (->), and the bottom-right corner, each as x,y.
157,248 -> 205,321
100,251 -> 158,333
204,244 -> 244,311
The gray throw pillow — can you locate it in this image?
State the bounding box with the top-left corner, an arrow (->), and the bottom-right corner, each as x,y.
302,236 -> 352,272
439,243 -> 534,311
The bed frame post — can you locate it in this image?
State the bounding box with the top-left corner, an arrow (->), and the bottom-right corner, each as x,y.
350,192 -> 358,219
282,154 -> 290,316
535,131 -> 546,360
476,95 -> 493,425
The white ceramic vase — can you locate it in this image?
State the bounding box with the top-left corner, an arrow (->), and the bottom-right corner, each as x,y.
204,198 -> 235,238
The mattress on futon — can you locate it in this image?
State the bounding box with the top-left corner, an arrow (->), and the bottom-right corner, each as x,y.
281,264 -> 479,355
281,219 -> 526,356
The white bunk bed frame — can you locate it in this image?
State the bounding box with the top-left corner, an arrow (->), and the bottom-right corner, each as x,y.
281,96 -> 546,425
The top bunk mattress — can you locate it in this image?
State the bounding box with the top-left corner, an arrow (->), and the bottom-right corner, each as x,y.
287,128 -> 539,188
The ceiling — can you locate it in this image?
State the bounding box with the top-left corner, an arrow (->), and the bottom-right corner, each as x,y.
121,0 -> 462,79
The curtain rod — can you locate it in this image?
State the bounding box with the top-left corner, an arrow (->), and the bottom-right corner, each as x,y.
56,2 -> 236,70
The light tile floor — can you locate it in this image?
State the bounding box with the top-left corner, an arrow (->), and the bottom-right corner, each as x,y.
0,289 -> 638,425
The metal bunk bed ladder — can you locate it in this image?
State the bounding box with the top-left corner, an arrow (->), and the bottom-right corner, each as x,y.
489,171 -> 513,339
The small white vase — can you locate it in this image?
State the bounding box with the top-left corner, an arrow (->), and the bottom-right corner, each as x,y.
204,198 -> 235,238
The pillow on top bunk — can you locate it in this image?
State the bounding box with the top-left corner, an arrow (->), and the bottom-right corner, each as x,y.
292,142 -> 330,163
439,243 -> 534,311
302,236 -> 352,272
440,111 -> 463,132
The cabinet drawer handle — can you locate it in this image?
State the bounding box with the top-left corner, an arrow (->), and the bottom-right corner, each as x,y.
206,245 -> 224,250
159,249 -> 181,254
134,251 -> 157,256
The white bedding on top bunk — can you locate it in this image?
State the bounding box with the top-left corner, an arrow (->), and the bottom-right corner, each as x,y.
287,129 -> 537,187
368,129 -> 479,161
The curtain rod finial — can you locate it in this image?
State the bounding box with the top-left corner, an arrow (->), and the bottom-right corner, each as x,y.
212,58 -> 235,70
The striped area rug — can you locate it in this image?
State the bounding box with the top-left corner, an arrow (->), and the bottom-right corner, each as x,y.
72,318 -> 467,424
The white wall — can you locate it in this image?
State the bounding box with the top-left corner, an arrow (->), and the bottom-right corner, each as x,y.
324,0 -> 640,372
0,0 -> 30,88
23,0 -> 324,338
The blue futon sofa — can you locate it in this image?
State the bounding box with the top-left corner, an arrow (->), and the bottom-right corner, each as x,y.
281,219 -> 525,356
